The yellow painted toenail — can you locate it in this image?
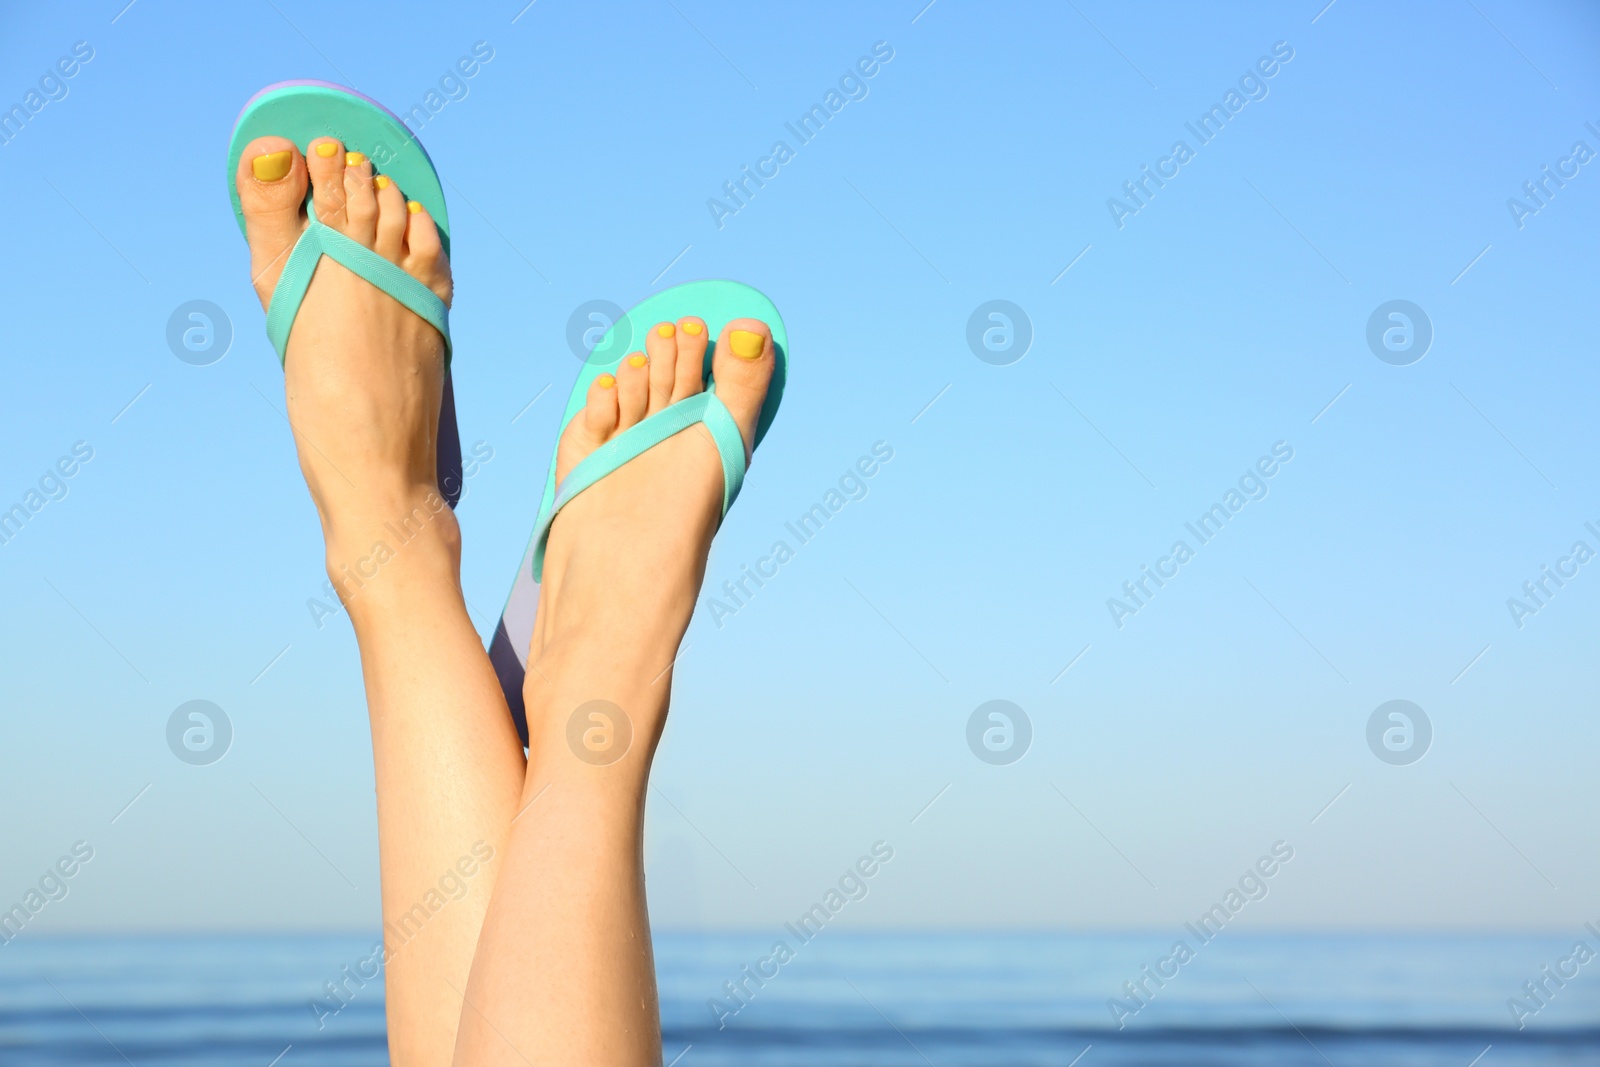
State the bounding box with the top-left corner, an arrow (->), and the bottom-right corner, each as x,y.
345,151 -> 366,166
374,175 -> 391,190
407,200 -> 423,214
628,354 -> 648,368
682,321 -> 703,336
252,150 -> 293,181
597,374 -> 616,389
729,329 -> 765,360
314,142 -> 339,158
656,323 -> 675,339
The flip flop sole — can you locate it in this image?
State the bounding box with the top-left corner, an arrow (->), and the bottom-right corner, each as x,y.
227,80 -> 450,252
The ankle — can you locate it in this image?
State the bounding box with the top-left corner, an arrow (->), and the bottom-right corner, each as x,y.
521,636 -> 675,765
524,625 -> 681,702
323,489 -> 463,612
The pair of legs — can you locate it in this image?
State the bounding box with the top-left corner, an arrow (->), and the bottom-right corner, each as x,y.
237,138 -> 776,1064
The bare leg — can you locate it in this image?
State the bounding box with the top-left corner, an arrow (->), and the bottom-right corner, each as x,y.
455,318 -> 777,1065
234,137 -> 526,1064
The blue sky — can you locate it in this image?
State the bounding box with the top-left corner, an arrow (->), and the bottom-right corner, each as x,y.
0,0 -> 1597,939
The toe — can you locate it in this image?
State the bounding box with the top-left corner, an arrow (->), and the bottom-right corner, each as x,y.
556,373 -> 620,484
615,351 -> 650,429
373,175 -> 406,261
401,200 -> 452,305
672,317 -> 709,402
234,135 -> 308,308
644,322 -> 679,415
341,151 -> 377,245
710,319 -> 776,456
584,373 -> 620,439
306,137 -> 347,227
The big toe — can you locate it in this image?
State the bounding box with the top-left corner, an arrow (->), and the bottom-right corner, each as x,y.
235,135 -> 307,307
710,319 -> 777,455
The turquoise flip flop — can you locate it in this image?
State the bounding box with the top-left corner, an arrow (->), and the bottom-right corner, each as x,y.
490,280 -> 788,743
226,80 -> 463,505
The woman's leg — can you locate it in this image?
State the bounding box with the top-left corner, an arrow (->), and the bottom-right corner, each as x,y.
454,318 -> 777,1065
234,137 -> 527,1064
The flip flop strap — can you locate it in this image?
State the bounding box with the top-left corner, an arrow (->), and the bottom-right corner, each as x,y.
264,218 -> 451,363
531,389 -> 748,581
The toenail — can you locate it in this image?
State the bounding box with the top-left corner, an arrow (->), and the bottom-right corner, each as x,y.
315,142 -> 339,158
597,374 -> 616,389
345,151 -> 366,166
374,175 -> 391,190
252,150 -> 293,182
628,354 -> 647,368
407,200 -> 423,214
729,329 -> 765,360
681,321 -> 703,336
656,323 -> 675,339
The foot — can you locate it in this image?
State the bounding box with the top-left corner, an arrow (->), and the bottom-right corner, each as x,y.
526,317 -> 777,715
234,137 -> 457,600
